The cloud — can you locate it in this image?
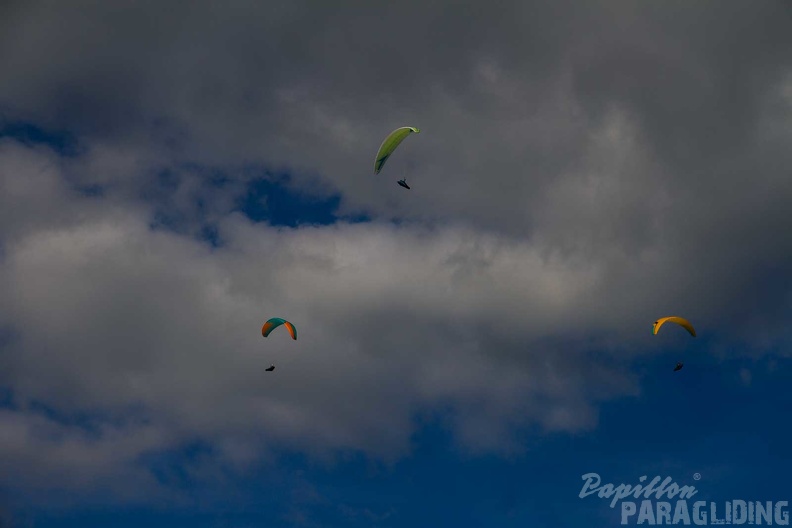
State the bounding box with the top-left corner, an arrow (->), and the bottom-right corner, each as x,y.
0,407 -> 169,501
0,0 -> 791,507
0,139 -> 647,496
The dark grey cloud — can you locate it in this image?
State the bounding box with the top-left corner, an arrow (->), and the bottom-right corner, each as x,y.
3,2 -> 789,247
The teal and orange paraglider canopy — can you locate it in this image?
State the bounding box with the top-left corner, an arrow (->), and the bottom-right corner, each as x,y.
261,317 -> 297,340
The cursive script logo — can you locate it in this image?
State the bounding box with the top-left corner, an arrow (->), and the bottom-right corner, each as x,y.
579,473 -> 698,508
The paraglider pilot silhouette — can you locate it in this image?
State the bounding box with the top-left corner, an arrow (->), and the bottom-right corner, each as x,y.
653,316 -> 695,374
375,127 -> 419,191
261,317 -> 296,373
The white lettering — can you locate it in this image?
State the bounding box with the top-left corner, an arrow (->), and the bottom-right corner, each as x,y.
733,500 -> 747,525
711,502 -> 726,525
673,500 -> 691,525
621,502 -> 637,525
657,502 -> 672,524
579,473 -> 601,498
638,500 -> 656,524
579,473 -> 698,508
758,501 -> 772,524
693,501 -> 707,525
776,501 -> 789,526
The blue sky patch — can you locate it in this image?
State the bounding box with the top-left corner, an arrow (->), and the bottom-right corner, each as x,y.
236,175 -> 343,227
0,120 -> 80,156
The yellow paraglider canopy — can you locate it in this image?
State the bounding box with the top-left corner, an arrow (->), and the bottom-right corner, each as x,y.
652,316 -> 696,337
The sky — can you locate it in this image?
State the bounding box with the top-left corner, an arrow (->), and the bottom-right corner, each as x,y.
0,1 -> 791,526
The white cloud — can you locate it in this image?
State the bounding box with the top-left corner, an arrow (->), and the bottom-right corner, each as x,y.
0,140 -> 649,496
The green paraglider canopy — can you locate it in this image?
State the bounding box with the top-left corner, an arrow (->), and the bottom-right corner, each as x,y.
374,126 -> 420,174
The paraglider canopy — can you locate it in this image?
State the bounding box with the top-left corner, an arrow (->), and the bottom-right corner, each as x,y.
374,127 -> 420,174
262,318 -> 297,340
653,316 -> 696,337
